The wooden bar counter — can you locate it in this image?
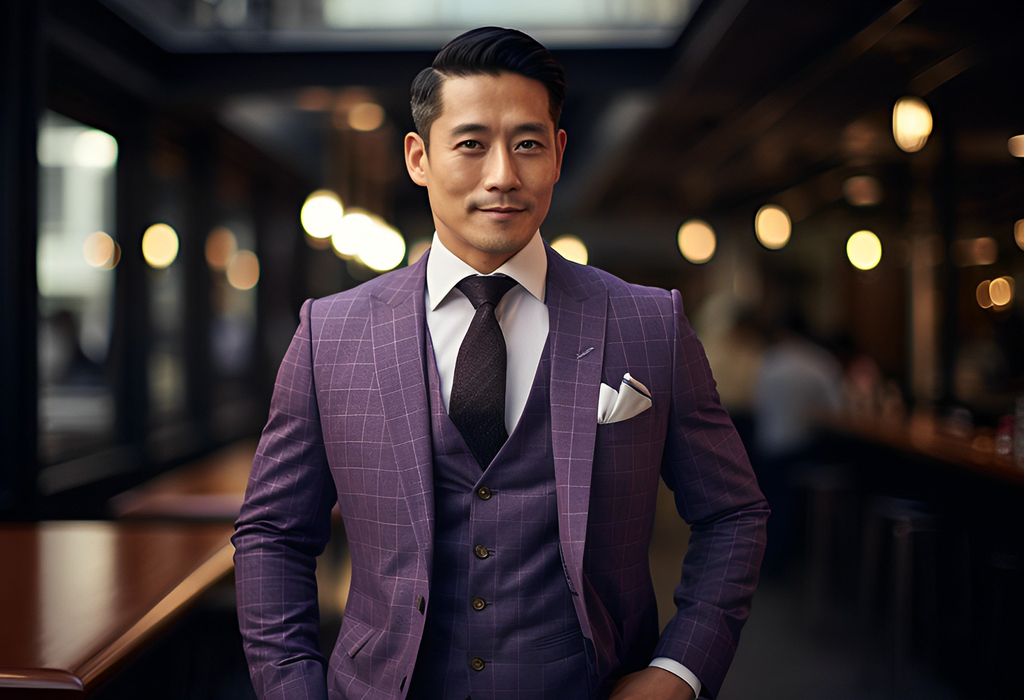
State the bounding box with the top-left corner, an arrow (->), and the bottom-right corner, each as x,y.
0,521 -> 234,698
821,412 -> 1024,487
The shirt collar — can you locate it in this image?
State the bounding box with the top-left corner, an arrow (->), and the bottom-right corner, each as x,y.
426,230 -> 547,311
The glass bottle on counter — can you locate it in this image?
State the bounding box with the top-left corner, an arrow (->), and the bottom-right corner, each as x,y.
995,415 -> 1013,458
1015,397 -> 1024,469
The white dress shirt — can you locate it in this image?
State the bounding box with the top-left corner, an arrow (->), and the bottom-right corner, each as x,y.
424,230 -> 701,699
425,230 -> 549,433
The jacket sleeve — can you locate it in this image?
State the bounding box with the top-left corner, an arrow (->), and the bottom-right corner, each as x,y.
653,289 -> 769,699
232,298 -> 337,700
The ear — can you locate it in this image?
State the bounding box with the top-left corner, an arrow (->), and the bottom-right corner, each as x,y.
405,132 -> 429,187
553,128 -> 567,183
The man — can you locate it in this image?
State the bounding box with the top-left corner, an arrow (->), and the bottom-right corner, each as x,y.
234,27 -> 767,700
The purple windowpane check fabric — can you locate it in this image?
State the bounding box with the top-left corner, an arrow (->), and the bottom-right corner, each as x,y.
233,244 -> 768,700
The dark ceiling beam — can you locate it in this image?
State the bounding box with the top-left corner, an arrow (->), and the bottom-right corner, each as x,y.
572,0 -> 925,219
559,0 -> 751,214
679,0 -> 920,173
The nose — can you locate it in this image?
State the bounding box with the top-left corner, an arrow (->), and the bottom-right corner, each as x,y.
482,146 -> 520,192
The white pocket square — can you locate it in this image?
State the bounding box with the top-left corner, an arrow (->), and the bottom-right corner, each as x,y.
597,373 -> 652,424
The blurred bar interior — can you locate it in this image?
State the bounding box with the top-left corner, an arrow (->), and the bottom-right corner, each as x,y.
2,0 -> 1023,698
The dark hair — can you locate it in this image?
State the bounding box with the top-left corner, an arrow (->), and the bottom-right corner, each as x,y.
410,27 -> 566,148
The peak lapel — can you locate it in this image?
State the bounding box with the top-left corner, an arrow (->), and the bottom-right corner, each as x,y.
369,254 -> 434,570
545,248 -> 607,619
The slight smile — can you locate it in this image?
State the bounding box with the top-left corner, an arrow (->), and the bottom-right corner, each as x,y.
477,206 -> 526,219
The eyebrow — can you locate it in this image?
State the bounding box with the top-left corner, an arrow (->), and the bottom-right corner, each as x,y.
448,122 -> 550,138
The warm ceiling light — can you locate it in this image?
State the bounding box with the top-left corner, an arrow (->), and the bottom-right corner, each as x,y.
142,223 -> 179,269
301,189 -> 344,239
989,276 -> 1013,307
332,210 -> 375,258
1008,135 -> 1024,158
842,175 -> 883,207
71,129 -> 118,168
892,96 -> 933,153
846,230 -> 882,270
348,102 -> 386,132
550,235 -> 589,265
226,250 -> 260,290
976,280 -> 993,309
952,237 -> 998,267
359,221 -> 406,272
83,231 -> 117,269
678,219 -> 716,264
754,204 -> 791,250
296,87 -> 334,111
205,226 -> 238,271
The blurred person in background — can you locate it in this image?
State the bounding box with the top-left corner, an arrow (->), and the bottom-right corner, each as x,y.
752,305 -> 843,576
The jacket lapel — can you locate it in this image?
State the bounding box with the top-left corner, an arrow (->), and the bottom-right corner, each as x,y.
545,247 -> 607,622
369,253 -> 434,572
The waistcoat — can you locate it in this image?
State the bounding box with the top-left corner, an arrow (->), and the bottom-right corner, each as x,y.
406,333 -> 592,700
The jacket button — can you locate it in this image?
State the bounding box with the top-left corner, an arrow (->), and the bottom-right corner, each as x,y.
416,595 -> 425,613
476,486 -> 492,500
470,657 -> 485,671
471,597 -> 486,611
474,544 -> 490,559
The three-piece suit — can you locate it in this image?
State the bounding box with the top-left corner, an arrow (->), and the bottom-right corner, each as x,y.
233,244 -> 768,699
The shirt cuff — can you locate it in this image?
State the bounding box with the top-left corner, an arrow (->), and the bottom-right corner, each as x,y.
649,657 -> 701,698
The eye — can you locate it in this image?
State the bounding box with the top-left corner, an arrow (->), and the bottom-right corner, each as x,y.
457,139 -> 483,150
516,139 -> 542,151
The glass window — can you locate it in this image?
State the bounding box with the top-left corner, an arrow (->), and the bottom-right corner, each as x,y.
36,111 -> 119,464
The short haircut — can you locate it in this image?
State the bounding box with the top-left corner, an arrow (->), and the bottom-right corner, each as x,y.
410,26 -> 567,149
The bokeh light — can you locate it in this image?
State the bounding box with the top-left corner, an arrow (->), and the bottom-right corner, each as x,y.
842,175 -> 883,207
1015,219 -> 1024,251
677,219 -> 716,264
71,129 -> 118,168
332,210 -> 376,258
846,230 -> 882,270
892,96 -> 933,153
226,250 -> 260,290
348,102 -> 386,132
359,223 -> 406,272
1008,135 -> 1024,158
989,276 -> 1014,307
754,204 -> 791,250
83,231 -> 118,269
142,223 -> 179,269
550,235 -> 589,265
952,237 -> 998,267
205,226 -> 238,271
976,280 -> 993,309
301,189 -> 344,239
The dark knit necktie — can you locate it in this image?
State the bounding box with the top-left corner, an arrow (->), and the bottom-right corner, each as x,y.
449,274 -> 519,468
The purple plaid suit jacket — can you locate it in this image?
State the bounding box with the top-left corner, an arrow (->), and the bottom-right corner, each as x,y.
233,245 -> 768,700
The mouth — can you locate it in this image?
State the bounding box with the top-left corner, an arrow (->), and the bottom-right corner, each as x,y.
478,206 -> 526,214
476,205 -> 528,223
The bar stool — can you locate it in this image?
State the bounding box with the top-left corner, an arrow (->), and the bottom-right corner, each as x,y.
858,495 -> 938,698
792,462 -> 860,625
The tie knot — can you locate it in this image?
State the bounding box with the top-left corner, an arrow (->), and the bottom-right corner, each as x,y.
456,275 -> 518,310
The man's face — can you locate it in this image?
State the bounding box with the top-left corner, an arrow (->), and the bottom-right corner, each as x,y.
405,72 -> 567,273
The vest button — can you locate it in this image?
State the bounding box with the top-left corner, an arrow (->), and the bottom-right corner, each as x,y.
474,544 -> 490,559
471,597 -> 486,611
470,657 -> 486,672
476,486 -> 492,500
416,595 -> 425,613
